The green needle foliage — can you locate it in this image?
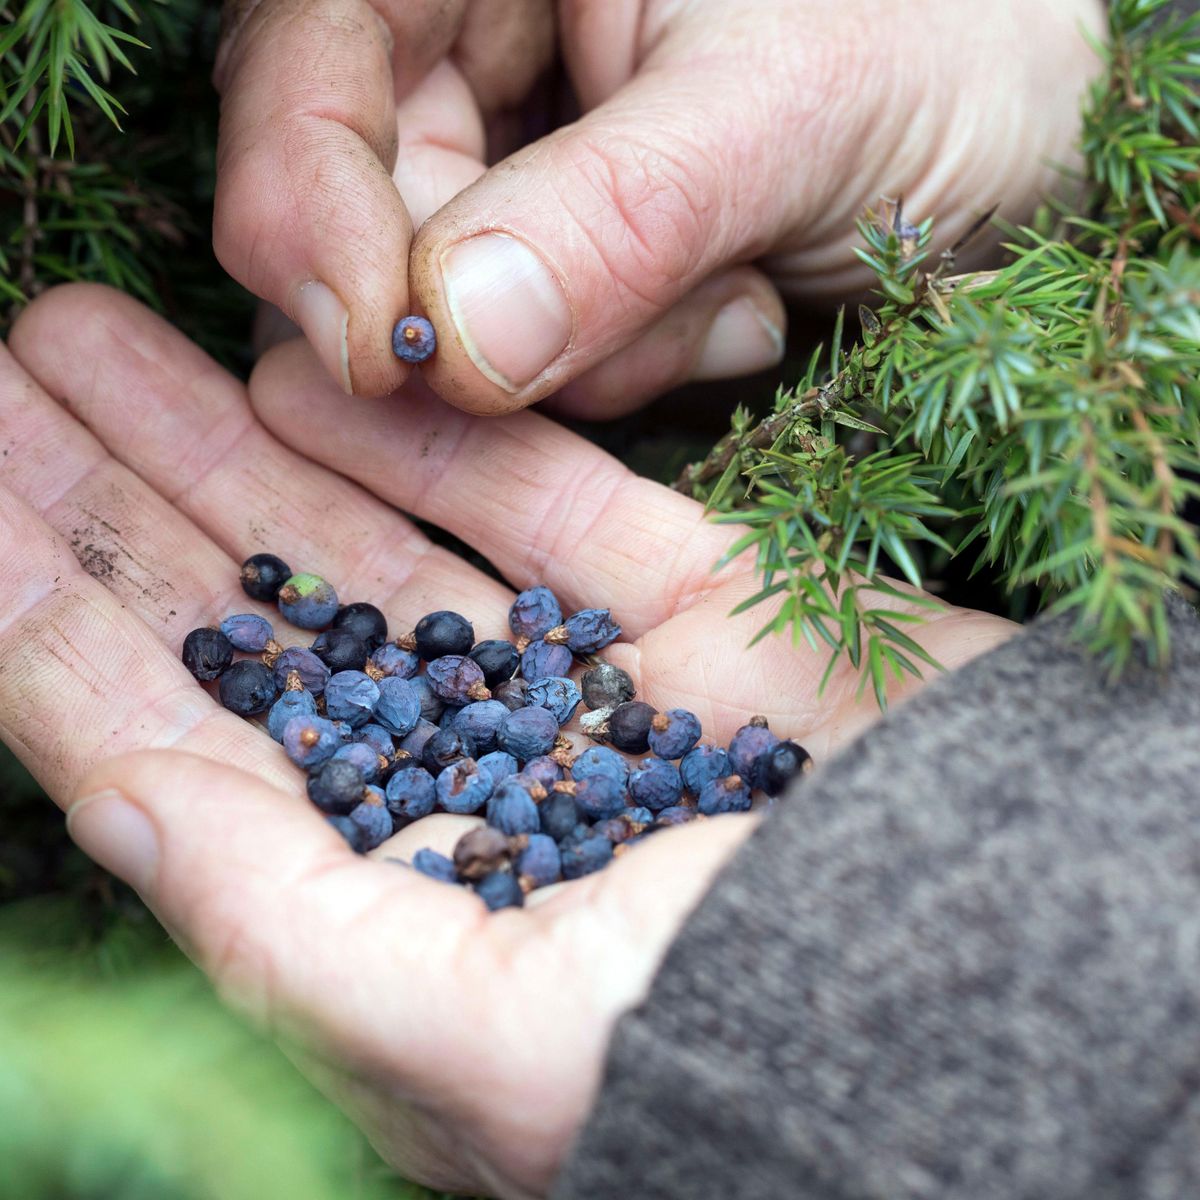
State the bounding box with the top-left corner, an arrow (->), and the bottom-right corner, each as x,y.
676,0 -> 1200,705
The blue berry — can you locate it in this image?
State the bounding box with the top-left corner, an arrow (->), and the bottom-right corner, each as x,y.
348,797 -> 393,850
622,806 -> 654,828
277,573 -> 339,630
267,687 -> 318,741
759,740 -> 812,796
519,639 -> 572,682
655,805 -> 697,827
408,673 -> 444,723
438,704 -> 464,730
373,675 -> 421,736
509,585 -> 562,641
219,613 -> 274,653
560,827 -> 614,879
307,757 -> 366,814
369,643 -> 419,679
392,315 -> 437,363
698,774 -> 752,815
474,870 -> 524,911
413,610 -> 474,660
331,719 -> 355,744
581,663 -> 635,710
539,790 -> 581,842
468,639 -> 520,687
356,723 -> 396,760
385,766 -> 437,821
217,660 -> 277,715
426,655 -> 490,705
522,755 -> 564,788
422,726 -> 476,774
182,627 -> 233,681
327,815 -> 367,852
496,705 -> 558,761
412,847 -> 457,884
647,708 -> 702,760
271,646 -> 330,695
527,676 -> 582,725
573,775 -> 625,820
727,719 -> 779,789
516,834 -> 561,889
310,628 -> 368,673
571,745 -> 629,791
397,718 -> 439,760
331,741 -> 383,784
239,553 -> 291,602
282,714 -> 341,769
487,780 -> 540,835
629,756 -> 684,812
323,670 -> 380,727
553,608 -> 622,654
680,744 -> 730,794
477,749 -> 519,787
331,602 -> 388,650
449,699 -> 508,753
436,758 -> 494,815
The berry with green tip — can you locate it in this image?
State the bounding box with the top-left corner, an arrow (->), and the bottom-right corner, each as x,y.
277,573 -> 339,629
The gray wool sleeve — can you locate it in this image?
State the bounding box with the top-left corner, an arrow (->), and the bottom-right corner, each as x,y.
551,595 -> 1200,1200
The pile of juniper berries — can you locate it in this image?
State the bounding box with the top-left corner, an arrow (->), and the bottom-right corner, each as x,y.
181,553 -> 812,911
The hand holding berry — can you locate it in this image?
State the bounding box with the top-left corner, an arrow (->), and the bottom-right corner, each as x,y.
0,287 -> 1015,1196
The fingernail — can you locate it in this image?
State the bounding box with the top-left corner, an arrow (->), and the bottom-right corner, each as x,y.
440,233 -> 572,392
293,281 -> 352,394
67,789 -> 159,894
691,298 -> 785,382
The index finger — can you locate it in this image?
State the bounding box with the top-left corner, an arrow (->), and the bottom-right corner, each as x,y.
212,0 -> 466,396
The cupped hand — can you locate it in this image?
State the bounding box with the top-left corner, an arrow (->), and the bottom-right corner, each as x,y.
1,285 -> 1014,1197
213,0 -> 1104,411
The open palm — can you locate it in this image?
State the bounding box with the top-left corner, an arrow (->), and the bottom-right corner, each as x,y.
0,285 -> 1013,1197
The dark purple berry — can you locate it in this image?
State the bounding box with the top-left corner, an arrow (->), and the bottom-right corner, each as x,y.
680,744 -> 730,794
519,639 -> 572,682
307,757 -> 367,814
182,627 -> 233,681
331,602 -> 388,650
474,869 -> 524,911
496,705 -> 558,761
323,670 -> 380,727
219,613 -> 274,653
408,674 -> 445,723
311,627 -> 369,673
413,610 -> 474,660
698,773 -> 752,815
560,826 -> 614,879
581,662 -> 635,710
427,654 -> 490,705
453,826 -> 512,881
539,791 -> 582,842
607,700 -> 656,754
348,798 -> 393,851
522,755 -> 564,788
574,775 -> 625,821
327,815 -> 367,852
760,740 -> 812,796
450,700 -> 508,754
271,646 -> 330,695
392,315 -> 437,363
468,639 -> 520,687
412,847 -> 457,884
492,678 -> 529,712
728,719 -> 780,790
397,718 -> 439,761
548,608 -> 621,654
422,726 -> 476,774
369,642 -> 419,679
628,756 -> 684,811
477,750 -> 519,787
330,741 -> 383,784
655,805 -> 697,827
217,659 -> 277,715
516,834 -> 561,889
647,709 -> 702,760
239,553 -> 291,602
508,585 -> 562,641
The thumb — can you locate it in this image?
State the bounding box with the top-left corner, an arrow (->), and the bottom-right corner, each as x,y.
410,58 -> 798,413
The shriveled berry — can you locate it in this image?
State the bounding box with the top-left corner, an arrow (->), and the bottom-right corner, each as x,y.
331,741 -> 382,784
436,758 -> 494,815
356,723 -> 396,761
522,755 -> 564,788
492,678 -> 529,712
374,675 -> 421,737
450,700 -> 508,754
324,670 -> 380,727
427,655 -> 490,705
392,315 -> 437,363
760,740 -> 812,796
539,791 -> 581,842
728,720 -> 780,790
278,573 -> 339,630
408,674 -> 445,723
655,805 -> 697,827
477,749 -> 519,787
560,827 -> 614,879
271,646 -> 331,695
526,676 -> 582,725
348,798 -> 393,850
311,628 -> 369,673
240,553 -> 291,602
469,639 -> 520,687
283,714 -> 341,769
647,708 -> 702,760
698,773 -> 752,815
412,847 -> 457,884
422,726 -> 476,774
327,815 -> 367,852
509,585 -> 562,641
182,627 -> 233,681
508,772 -> 550,801
496,705 -> 558,761
487,780 -> 541,835
519,639 -> 572,682
413,610 -> 474,660
475,870 -> 524,911
218,659 -> 277,715
622,806 -> 654,828
608,700 -> 656,754
629,756 -> 684,812
307,757 -> 367,814
570,745 -> 629,791
332,601 -> 388,650
267,687 -> 317,741
551,608 -> 622,654
516,834 -> 561,889
581,662 -> 635,710
219,613 -> 274,653
453,826 -> 512,881
595,816 -> 641,844
680,744 -> 730,795
385,766 -> 437,821
574,775 -> 625,820
439,704 -> 464,730
397,718 -> 439,761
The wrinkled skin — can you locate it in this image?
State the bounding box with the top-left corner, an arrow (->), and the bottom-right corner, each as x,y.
1,286 -> 1015,1196
214,0 -> 1105,409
